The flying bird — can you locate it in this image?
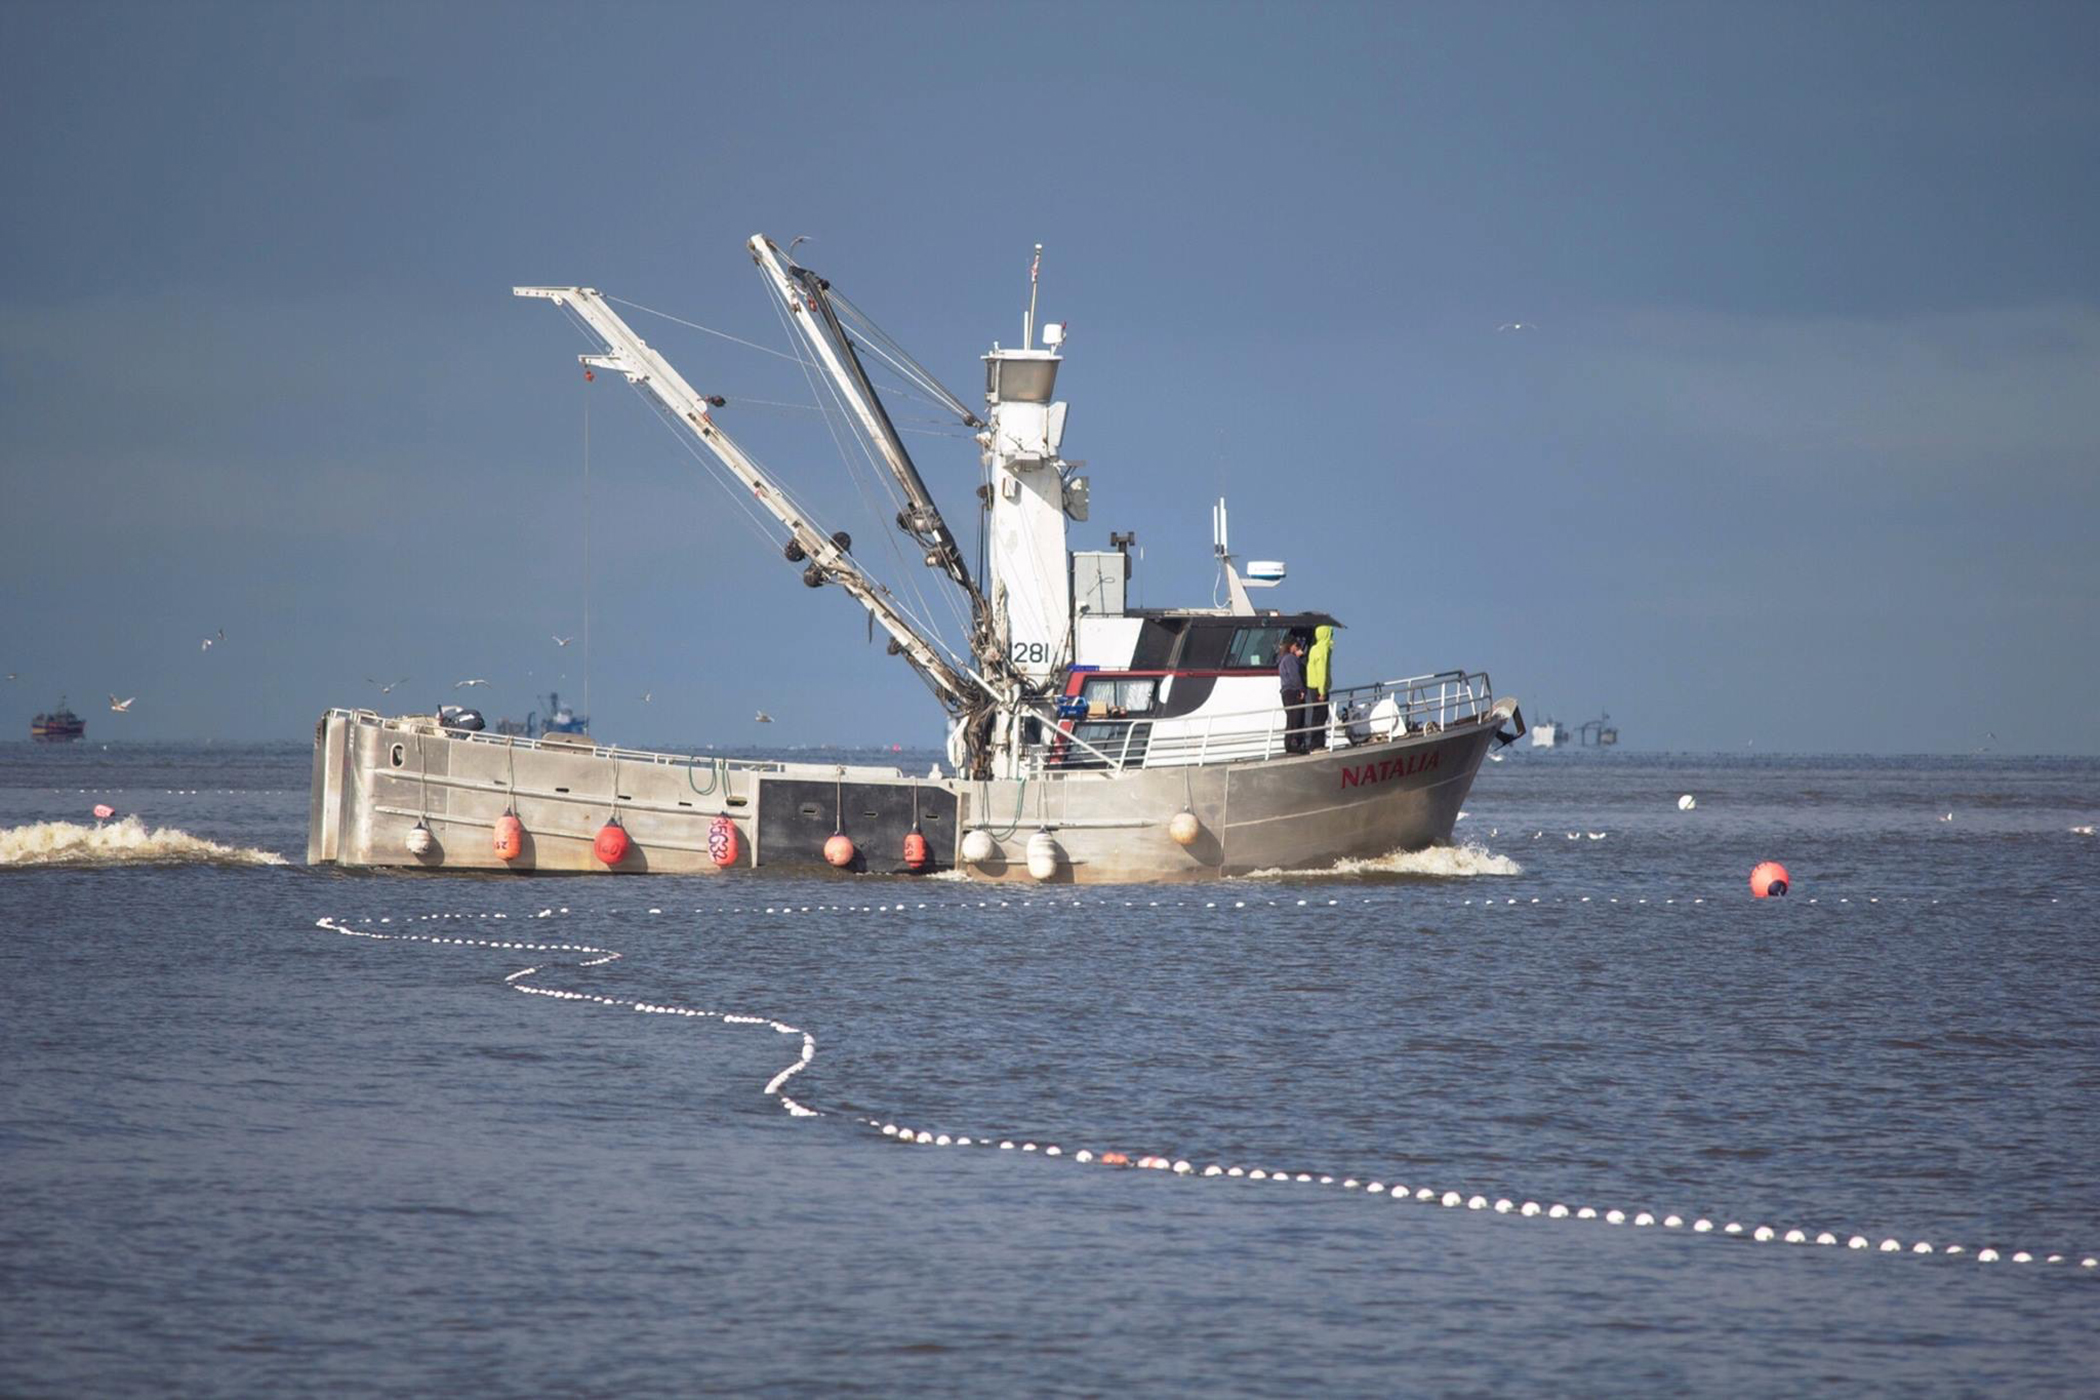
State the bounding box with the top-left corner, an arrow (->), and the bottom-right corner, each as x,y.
454,678 -> 490,689
755,710 -> 773,723
4,672 -> 18,682
553,636 -> 573,647
1496,322 -> 1535,332
367,677 -> 409,694
109,695 -> 135,712
640,691 -> 653,703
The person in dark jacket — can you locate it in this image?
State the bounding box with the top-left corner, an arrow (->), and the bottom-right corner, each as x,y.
1278,637 -> 1309,754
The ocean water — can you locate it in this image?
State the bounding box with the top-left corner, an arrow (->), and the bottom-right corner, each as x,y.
3,741 -> 2096,1396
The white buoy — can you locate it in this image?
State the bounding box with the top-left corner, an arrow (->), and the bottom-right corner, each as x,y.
405,821 -> 435,856
1678,794 -> 1696,811
1168,809 -> 1200,847
1025,829 -> 1060,881
960,828 -> 995,864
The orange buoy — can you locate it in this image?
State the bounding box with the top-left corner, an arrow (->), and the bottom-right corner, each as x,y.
708,816 -> 740,868
903,824 -> 930,871
493,811 -> 525,861
593,816 -> 630,866
824,831 -> 856,867
1100,1151 -> 1130,1167
1750,860 -> 1790,897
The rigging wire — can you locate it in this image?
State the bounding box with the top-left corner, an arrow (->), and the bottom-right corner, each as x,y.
831,290 -> 979,423
606,295 -> 807,365
582,365 -> 592,725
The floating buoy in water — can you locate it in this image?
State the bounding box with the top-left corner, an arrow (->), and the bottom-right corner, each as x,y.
708,816 -> 740,868
960,828 -> 994,864
824,831 -> 856,867
92,803 -> 114,820
1678,794 -> 1696,811
593,815 -> 630,866
405,820 -> 434,856
493,811 -> 524,861
902,823 -> 930,871
1750,860 -> 1789,897
1168,808 -> 1200,847
1026,828 -> 1059,881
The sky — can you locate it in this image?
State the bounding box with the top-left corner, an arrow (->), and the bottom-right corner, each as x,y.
2,0 -> 2095,753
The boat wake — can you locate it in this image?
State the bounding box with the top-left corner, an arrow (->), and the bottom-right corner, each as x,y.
1245,842 -> 1522,880
0,816 -> 288,870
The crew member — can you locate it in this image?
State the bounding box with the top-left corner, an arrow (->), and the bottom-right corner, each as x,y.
1278,635 -> 1309,755
1306,624 -> 1334,751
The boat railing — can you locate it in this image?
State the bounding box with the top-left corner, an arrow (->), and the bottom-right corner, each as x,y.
324,707 -> 882,778
1030,670 -> 1495,774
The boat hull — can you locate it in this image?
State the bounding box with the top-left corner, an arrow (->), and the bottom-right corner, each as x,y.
307,709 -> 1498,882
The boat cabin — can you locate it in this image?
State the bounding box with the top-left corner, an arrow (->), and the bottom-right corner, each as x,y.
1046,610 -> 1341,769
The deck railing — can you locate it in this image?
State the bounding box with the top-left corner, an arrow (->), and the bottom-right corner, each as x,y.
324,708 -> 905,779
1031,670 -> 1495,774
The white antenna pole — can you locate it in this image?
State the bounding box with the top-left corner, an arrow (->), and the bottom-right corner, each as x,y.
1024,243 -> 1042,349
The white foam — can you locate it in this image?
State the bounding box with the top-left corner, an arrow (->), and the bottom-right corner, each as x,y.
0,816 -> 286,869
1244,842 -> 1522,880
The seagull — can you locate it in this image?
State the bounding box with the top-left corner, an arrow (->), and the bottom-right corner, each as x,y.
454,678 -> 490,689
367,677 -> 409,694
201,637 -> 213,651
109,695 -> 135,712
755,710 -> 773,723
4,672 -> 18,682
1496,322 -> 1535,332
1587,832 -> 1607,840
553,636 -> 573,648
640,691 -> 652,703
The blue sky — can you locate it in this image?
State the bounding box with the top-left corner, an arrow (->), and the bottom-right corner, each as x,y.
3,0 -> 2095,752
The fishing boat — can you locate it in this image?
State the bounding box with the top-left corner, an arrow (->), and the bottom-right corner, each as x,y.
31,697 -> 85,742
309,236 -> 1522,881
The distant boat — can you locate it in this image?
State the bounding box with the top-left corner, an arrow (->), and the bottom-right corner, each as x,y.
494,691 -> 590,739
31,696 -> 85,742
1530,717 -> 1562,750
539,691 -> 588,735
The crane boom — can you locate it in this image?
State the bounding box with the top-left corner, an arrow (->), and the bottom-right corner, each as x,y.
747,237 -> 993,658
512,285 -> 992,716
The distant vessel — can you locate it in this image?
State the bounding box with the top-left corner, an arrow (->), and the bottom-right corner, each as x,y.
31,697 -> 85,742
539,692 -> 588,735
1579,713 -> 1619,747
495,692 -> 590,739
1530,717 -> 1562,750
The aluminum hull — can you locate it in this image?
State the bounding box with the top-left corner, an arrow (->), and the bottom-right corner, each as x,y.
308,708 -> 1498,883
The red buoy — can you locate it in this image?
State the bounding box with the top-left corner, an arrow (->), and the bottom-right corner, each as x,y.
1750,860 -> 1790,897
493,812 -> 525,862
824,832 -> 856,867
593,816 -> 630,866
709,816 -> 740,868
903,826 -> 930,871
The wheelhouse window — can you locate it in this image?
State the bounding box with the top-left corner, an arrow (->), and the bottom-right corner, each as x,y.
1224,626 -> 1292,669
1082,676 -> 1157,716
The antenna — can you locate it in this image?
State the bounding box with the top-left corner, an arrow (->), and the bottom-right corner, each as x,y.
1213,497 -> 1229,558
1024,243 -> 1043,348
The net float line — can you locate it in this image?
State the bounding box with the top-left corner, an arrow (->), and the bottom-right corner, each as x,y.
311,906 -> 2096,1276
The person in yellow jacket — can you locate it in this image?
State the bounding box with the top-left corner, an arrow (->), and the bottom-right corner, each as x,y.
1305,624 -> 1334,751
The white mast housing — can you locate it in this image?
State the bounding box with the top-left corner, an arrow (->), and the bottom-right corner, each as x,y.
982,340 -> 1073,686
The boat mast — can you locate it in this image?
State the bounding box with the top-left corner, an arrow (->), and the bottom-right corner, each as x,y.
513,285 -> 993,721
